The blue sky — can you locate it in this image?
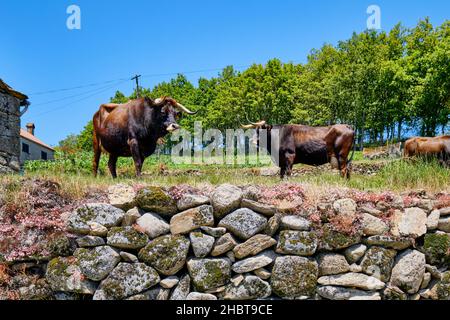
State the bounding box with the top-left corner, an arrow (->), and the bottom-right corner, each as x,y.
1,0 -> 449,146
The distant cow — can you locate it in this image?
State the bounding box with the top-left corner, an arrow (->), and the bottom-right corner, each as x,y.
93,97 -> 196,178
404,135 -> 450,166
242,121 -> 356,179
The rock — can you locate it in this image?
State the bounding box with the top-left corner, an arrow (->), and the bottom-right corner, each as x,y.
317,286 -> 381,300
271,256 -> 318,299
190,232 -> 215,258
361,213 -> 389,236
241,185 -> 260,201
280,215 -> 311,231
200,226 -> 227,237
233,234 -> 277,259
382,285 -> 408,300
46,257 -> 97,294
170,274 -> 190,300
106,226 -> 148,250
67,203 -> 125,235
439,207 -> 450,216
187,258 -> 232,292
317,253 -> 350,276
210,184 -> 243,218
146,286 -> 170,300
218,208 -> 267,240
422,233 -> 450,266
122,207 -> 142,227
138,234 -> 190,276
211,233 -> 237,256
108,184 -> 136,210
365,235 -> 413,250
241,199 -> 276,216
344,244 -> 367,264
170,205 -> 214,235
437,271 -> 450,300
276,230 -> 317,256
417,199 -> 434,212
186,292 -> 217,300
136,213 -> 170,239
76,236 -> 105,248
18,280 -> 53,300
421,273 -> 432,289
391,208 -> 427,238
177,194 -> 210,211
226,251 -> 236,262
264,215 -> 281,237
318,273 -> 385,290
333,198 -> 357,216
419,282 -> 439,300
94,263 -> 160,300
120,252 -> 139,263
349,264 -> 362,273
426,264 -> 443,280
360,246 -> 397,282
427,210 -> 440,231
87,222 -> 108,237
224,275 -> 271,300
74,246 -> 121,281
231,274 -> 244,286
319,224 -> 361,251
438,216 -> 450,232
160,276 -> 179,289
135,186 -> 177,216
360,205 -> 383,217
231,251 -> 276,273
391,249 -> 426,294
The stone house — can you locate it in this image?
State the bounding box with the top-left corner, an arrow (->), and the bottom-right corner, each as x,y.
0,79 -> 29,173
20,123 -> 55,162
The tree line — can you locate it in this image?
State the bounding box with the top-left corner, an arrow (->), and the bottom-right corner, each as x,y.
64,18 -> 450,152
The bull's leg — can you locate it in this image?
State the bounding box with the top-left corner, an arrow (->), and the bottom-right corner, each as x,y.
93,131 -> 101,177
128,138 -> 143,177
285,152 -> 295,177
108,154 -> 118,178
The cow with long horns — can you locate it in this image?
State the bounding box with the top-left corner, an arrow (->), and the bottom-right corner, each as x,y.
93,97 -> 196,178
242,120 -> 356,179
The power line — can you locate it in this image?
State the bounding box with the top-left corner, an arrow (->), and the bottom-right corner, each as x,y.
31,80 -> 128,107
32,79 -> 129,118
28,78 -> 129,96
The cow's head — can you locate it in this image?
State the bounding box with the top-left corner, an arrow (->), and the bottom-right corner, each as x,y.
241,120 -> 272,147
152,97 -> 197,133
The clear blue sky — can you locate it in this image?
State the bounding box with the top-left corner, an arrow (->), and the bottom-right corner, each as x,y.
1,0 -> 449,146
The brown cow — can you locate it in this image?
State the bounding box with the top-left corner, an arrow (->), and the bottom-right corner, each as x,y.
93,97 -> 196,178
404,135 -> 450,166
242,121 -> 356,179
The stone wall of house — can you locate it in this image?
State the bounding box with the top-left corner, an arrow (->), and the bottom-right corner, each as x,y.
2,183 -> 449,300
0,92 -> 21,173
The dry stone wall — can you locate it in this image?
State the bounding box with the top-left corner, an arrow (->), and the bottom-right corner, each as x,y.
4,183 -> 450,300
0,92 -> 21,173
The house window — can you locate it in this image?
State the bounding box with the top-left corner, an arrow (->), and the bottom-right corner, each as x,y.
41,151 -> 48,160
22,143 -> 29,154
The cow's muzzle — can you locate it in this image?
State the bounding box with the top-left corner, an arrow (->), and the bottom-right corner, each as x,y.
166,123 -> 180,132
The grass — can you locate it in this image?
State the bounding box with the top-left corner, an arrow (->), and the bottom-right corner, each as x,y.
3,151 -> 447,201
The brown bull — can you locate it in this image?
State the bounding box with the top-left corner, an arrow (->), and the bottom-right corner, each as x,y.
404,135 -> 450,165
93,97 -> 196,178
242,121 -> 356,179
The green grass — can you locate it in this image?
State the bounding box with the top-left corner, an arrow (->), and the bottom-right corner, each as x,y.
13,150 -> 449,200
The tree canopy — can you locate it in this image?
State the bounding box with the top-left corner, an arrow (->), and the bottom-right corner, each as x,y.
65,19 -> 450,151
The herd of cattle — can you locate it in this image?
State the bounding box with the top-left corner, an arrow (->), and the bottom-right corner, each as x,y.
92,97 -> 450,178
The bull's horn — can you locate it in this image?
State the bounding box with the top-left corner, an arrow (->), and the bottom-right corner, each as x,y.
154,98 -> 164,104
175,102 -> 197,115
241,124 -> 256,129
251,120 -> 266,127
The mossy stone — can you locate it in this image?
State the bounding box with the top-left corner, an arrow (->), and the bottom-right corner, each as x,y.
319,224 -> 361,251
135,186 -> 177,216
138,234 -> 190,275
423,233 -> 450,266
437,271 -> 450,300
360,246 -> 397,282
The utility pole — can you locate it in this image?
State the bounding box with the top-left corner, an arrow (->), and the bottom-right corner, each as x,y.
131,74 -> 142,97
